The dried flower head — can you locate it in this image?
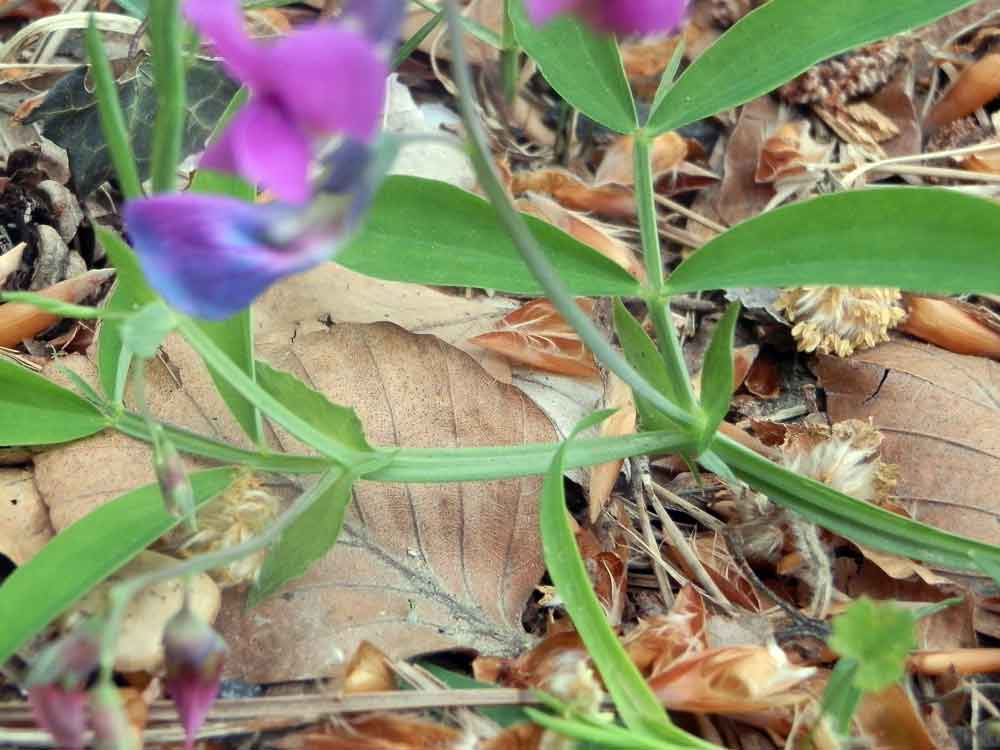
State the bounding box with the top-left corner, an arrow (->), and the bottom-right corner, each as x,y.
775,286 -> 906,357
780,419 -> 898,505
526,0 -> 687,36
159,474 -> 280,587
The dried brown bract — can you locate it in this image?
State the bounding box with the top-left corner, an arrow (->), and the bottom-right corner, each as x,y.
778,40 -> 906,106
710,0 -> 765,29
775,286 -> 907,357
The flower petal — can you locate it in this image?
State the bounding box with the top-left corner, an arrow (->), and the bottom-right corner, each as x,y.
29,686 -> 87,750
183,0 -> 267,88
525,0 -> 582,24
594,0 -> 687,35
341,0 -> 406,48
204,98 -> 313,204
266,25 -> 387,140
124,195 -> 318,320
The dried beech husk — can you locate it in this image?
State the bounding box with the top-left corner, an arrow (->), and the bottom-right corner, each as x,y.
0,267 -> 113,348
776,286 -> 907,357
927,53 -> 1000,129
595,132 -> 688,186
899,294 -> 1000,359
157,473 -> 280,587
343,641 -> 396,694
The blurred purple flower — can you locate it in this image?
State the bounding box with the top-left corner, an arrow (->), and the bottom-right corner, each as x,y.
525,0 -> 686,35
163,606 -> 228,750
125,140 -> 378,320
26,624 -> 101,750
184,0 -> 400,203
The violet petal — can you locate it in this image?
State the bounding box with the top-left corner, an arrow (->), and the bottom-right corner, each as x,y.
183,0 -> 266,88
124,195 -> 321,320
525,0 -> 582,24
341,0 -> 406,47
28,686 -> 87,750
205,97 -> 313,204
266,25 -> 387,139
596,0 -> 687,35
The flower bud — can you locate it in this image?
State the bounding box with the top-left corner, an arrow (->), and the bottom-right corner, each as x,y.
152,426 -> 196,523
163,606 -> 227,750
26,623 -> 101,750
90,682 -> 141,750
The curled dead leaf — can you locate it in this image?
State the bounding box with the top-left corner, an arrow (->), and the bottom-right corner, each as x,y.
0,268 -> 112,348
909,648 -> 1000,675
510,168 -> 635,219
928,53 -> 1000,129
596,133 -> 688,186
469,299 -> 600,378
343,642 -> 397,695
588,375 -> 637,521
900,294 -> 1000,359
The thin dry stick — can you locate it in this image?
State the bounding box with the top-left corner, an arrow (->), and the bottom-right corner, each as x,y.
631,456 -> 674,608
650,481 -> 723,532
646,484 -> 735,614
654,194 -> 728,234
839,141 -> 1000,187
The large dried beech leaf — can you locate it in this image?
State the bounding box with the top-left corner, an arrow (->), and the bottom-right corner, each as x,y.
220,322 -> 554,682
815,339 -> 1000,546
0,467 -> 51,565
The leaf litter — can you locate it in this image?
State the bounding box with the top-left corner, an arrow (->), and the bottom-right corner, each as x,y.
7,0 -> 1000,748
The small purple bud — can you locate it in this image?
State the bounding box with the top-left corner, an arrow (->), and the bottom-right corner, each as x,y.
163,607 -> 227,750
90,682 -> 141,750
152,427 -> 196,522
26,623 -> 101,750
341,0 -> 405,49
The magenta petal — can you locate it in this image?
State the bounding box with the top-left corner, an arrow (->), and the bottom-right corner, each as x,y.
525,0 -> 582,24
183,0 -> 266,88
29,686 -> 87,750
596,0 -> 687,35
226,98 -> 313,203
266,26 -> 387,140
124,195 -> 320,319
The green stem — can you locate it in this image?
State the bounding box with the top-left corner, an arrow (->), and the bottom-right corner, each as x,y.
148,0 -> 186,193
442,0 -> 695,436
85,14 -> 142,200
500,0 -> 519,103
633,134 -> 698,414
116,407 -> 692,483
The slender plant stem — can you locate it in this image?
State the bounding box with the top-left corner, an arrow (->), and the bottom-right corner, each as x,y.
85,15 -> 142,199
441,0 -> 695,436
633,135 -> 698,414
148,0 -> 186,193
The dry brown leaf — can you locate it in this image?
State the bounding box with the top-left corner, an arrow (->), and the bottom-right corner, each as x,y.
469,299 -> 600,379
510,168 -> 636,219
620,36 -> 682,97
0,268 -> 112,348
815,339 -> 1000,546
0,467 -> 51,565
909,648 -> 1000,675
744,351 -> 781,400
624,584 -> 708,674
853,684 -> 937,750
482,722 -> 543,750
588,374 -> 637,521
221,322 -> 554,682
595,133 -> 688,186
719,97 -> 779,226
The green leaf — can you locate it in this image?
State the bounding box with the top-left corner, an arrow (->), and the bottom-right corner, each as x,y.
698,303 -> 740,445
666,188 -> 1000,296
189,167 -> 263,444
820,658 -> 864,736
0,468 -> 236,665
177,319 -> 371,465
249,470 -> 353,607
0,358 -> 107,445
647,0 -> 978,134
713,434 -> 1000,573
419,665 -> 530,727
121,301 -> 177,359
612,299 -> 681,431
255,361 -> 372,454
148,0 -> 187,193
26,58 -> 238,196
96,228 -> 157,404
340,176 -> 641,297
540,411 -> 706,745
828,598 -> 916,692
508,0 -> 636,134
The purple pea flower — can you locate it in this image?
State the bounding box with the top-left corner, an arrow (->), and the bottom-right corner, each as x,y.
162,605 -> 228,750
124,139 -> 380,320
26,624 -> 101,750
525,0 -> 687,35
184,0 -> 393,203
